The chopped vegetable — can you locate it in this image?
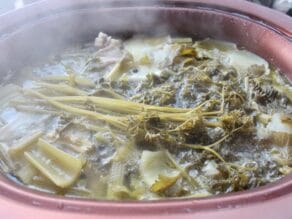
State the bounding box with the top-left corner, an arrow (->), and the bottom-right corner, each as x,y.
24,139 -> 83,188
258,113 -> 292,146
140,150 -> 181,193
0,33 -> 290,200
9,131 -> 43,156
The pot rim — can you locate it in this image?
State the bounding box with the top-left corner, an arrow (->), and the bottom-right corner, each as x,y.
0,0 -> 291,38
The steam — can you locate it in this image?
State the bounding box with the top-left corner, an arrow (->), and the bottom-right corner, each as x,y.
0,0 -> 252,80
14,0 -> 24,9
